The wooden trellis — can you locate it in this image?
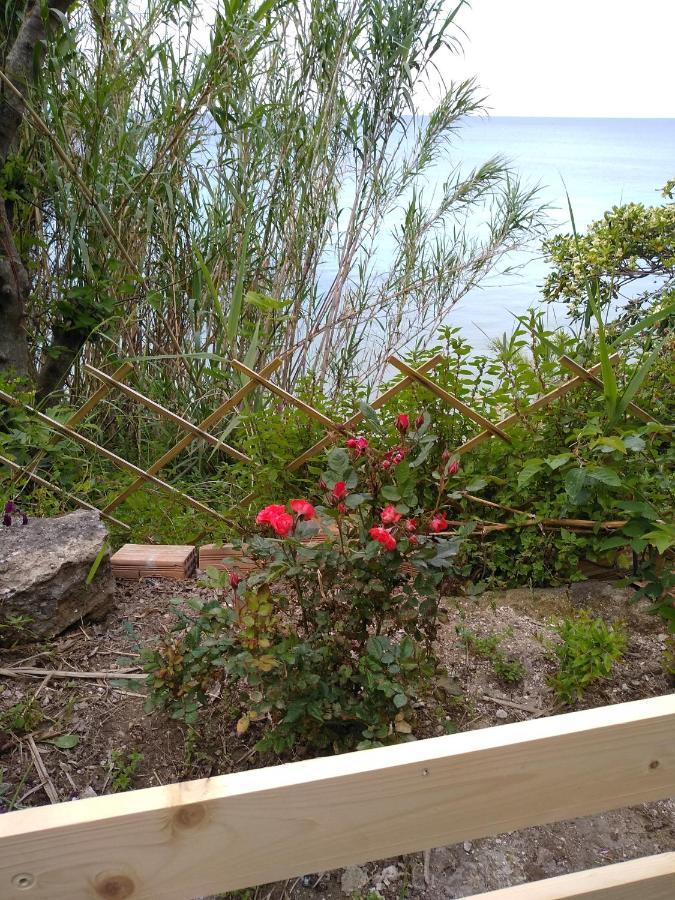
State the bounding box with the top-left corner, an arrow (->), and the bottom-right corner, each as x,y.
0,350 -> 660,532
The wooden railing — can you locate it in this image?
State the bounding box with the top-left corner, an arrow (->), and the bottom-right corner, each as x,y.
1,694 -> 673,899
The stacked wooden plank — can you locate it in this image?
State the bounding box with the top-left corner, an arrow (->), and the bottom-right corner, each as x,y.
111,544 -> 197,581
199,524 -> 339,574
198,543 -> 258,574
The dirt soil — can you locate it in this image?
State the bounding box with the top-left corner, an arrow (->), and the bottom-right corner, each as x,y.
1,575 -> 673,899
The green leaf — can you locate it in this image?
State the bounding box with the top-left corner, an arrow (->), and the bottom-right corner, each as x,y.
592,437 -> 626,454
545,453 -> 573,470
44,734 -> 80,749
643,525 -> 675,555
380,485 -> 401,501
586,465 -> 621,488
563,468 -> 588,502
327,447 -> 349,473
393,693 -> 408,708
517,460 -> 543,489
86,542 -> 109,585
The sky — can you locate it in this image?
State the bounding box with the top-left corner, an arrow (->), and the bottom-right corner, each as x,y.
428,0 -> 675,118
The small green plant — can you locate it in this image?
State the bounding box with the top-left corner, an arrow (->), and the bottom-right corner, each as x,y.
663,635 -> 675,685
548,611 -> 627,704
456,626 -> 525,683
0,696 -> 43,735
109,750 -> 143,793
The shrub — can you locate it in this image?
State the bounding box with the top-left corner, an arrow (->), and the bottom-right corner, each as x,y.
548,611 -> 627,704
145,413 -> 472,753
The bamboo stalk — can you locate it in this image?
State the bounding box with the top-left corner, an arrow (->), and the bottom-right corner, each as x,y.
388,356 -> 512,443
287,355 -> 445,471
103,358 -> 282,515
455,355 -> 620,456
559,356 -> 658,424
229,359 -> 348,433
84,365 -> 251,463
0,453 -> 129,530
0,391 -> 228,523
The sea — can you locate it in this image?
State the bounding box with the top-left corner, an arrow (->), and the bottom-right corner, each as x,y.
330,117 -> 675,351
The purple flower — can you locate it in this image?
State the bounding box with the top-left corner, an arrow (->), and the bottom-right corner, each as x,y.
4,500 -> 15,514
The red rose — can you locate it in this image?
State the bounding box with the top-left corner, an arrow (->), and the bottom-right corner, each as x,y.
381,459 -> 391,470
429,513 -> 449,533
270,512 -> 294,536
415,413 -> 424,429
229,570 -> 242,590
256,503 -> 295,537
405,518 -> 417,533
395,413 -> 409,433
369,526 -> 397,551
346,436 -> 369,456
256,504 -> 286,526
337,502 -> 347,515
380,504 -> 402,525
447,459 -> 460,476
290,499 -> 316,519
332,481 -> 347,501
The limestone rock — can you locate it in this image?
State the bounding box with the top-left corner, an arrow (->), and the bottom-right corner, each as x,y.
0,510 -> 114,643
340,865 -> 368,894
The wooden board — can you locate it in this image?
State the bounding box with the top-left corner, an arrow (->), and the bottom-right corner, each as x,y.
111,544 -> 196,581
0,695 -> 673,900
465,851 -> 675,900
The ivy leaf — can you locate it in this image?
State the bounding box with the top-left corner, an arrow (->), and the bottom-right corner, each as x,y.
393,693 -> 408,708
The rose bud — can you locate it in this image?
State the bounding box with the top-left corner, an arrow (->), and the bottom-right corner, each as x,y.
447,459 -> 460,476
415,413 -> 424,429
229,571 -> 242,590
395,413 -> 409,433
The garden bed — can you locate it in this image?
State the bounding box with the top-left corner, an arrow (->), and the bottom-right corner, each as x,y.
0,574 -> 673,899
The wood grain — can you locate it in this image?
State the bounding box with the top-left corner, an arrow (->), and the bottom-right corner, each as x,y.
465,852 -> 675,900
0,695 -> 673,900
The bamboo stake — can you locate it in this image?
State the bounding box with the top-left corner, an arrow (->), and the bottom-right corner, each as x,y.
9,363 -> 134,486
559,355 -> 658,424
84,364 -> 251,462
26,737 -> 59,805
0,391 -> 228,523
104,358 -> 282,514
0,453 -> 130,530
455,355 -> 620,456
287,355 -> 445,471
0,667 -> 147,681
388,356 -> 512,444
229,359 -> 348,433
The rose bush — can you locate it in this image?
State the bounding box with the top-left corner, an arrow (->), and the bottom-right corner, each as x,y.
145,411 -> 472,753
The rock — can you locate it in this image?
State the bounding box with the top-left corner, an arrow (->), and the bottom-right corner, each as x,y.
495,709 -> 508,719
0,510 -> 114,643
340,865 -> 368,894
379,865 -> 400,884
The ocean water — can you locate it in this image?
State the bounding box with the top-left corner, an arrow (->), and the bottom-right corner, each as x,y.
331,117 -> 675,350
447,117 -> 675,346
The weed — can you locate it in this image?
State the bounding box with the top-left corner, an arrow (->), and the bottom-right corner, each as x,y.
457,626 -> 525,684
548,611 -> 627,704
109,749 -> 143,793
0,696 -> 43,735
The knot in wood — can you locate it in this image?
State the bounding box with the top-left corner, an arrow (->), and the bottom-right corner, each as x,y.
174,803 -> 206,829
94,874 -> 135,899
